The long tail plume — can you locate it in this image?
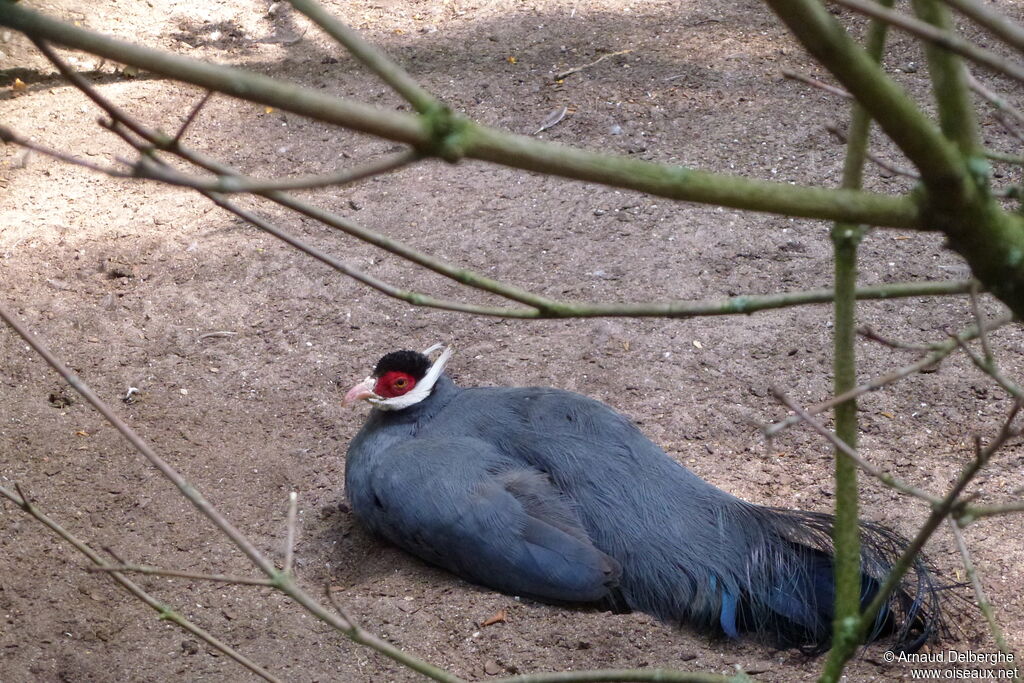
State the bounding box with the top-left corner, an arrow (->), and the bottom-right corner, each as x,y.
742,506 -> 944,653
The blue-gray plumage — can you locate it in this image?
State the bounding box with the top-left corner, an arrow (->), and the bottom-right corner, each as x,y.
343,348 -> 941,653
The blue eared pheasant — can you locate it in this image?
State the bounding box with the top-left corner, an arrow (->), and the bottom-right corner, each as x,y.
342,345 -> 942,652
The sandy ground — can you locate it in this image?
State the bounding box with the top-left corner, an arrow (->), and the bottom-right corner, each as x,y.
2,1 -> 1024,681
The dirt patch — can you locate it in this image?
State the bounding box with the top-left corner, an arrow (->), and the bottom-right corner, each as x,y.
2,1 -> 1023,681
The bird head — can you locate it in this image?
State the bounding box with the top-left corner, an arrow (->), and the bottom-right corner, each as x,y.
343,344 -> 452,411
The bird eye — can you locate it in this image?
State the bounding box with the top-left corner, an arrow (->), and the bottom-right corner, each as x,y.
394,377 -> 408,389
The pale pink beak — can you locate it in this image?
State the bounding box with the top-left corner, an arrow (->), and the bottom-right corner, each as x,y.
343,377 -> 378,406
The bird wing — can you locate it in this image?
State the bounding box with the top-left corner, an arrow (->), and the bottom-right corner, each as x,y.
346,435 -> 621,603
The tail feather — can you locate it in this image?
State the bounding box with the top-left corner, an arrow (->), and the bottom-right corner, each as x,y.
734,506 -> 943,653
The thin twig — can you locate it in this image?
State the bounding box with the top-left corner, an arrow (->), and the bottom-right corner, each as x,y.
88,564 -> 277,586
782,70 -> 853,99
969,283 -> 994,364
47,52 -> 548,319
772,389 -> 941,504
826,124 -> 920,179
494,671 -> 740,683
286,0 -> 439,113
30,39 -> 154,144
284,491 -> 298,576
172,90 -> 214,145
939,0 -> 1024,55
189,180 -> 538,318
948,519 -> 1018,663
992,112 -> 1024,148
965,71 -> 1024,147
554,49 -> 633,80
0,302 -> 280,577
0,303 -> 467,683
960,500 -> 1024,521
950,334 -> 1024,399
858,325 -> 936,351
967,71 -> 1024,129
3,4 -> 924,228
0,125 -> 130,177
0,123 -> 982,318
766,311 -> 1014,437
827,0 -> 1024,85
134,148 -> 421,193
0,484 -> 281,683
118,135 -> 970,317
911,0 -> 980,157
197,330 -> 238,341
855,400 -> 1023,647
986,150 -> 1024,167
324,585 -> 355,631
8,116 -> 975,320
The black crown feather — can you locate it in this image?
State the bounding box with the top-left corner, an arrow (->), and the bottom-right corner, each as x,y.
373,350 -> 432,379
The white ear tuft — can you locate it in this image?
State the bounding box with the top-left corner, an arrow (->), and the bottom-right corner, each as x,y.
370,345 -> 453,411
421,342 -> 445,357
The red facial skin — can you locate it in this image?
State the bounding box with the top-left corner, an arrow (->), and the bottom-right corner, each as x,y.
374,371 -> 417,398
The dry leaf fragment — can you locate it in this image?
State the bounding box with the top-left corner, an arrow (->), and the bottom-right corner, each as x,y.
12,78 -> 27,93
880,411 -> 895,419
481,609 -> 507,626
692,340 -> 703,349
75,430 -> 90,437
506,56 -> 517,64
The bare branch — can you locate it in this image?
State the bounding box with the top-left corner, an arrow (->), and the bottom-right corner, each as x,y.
969,283 -> 994,364
960,500 -> 1024,520
0,125 -> 131,177
987,151 -> 1024,167
826,124 -> 920,179
782,70 -> 853,99
769,0 -> 966,193
948,519 -> 1019,660
190,183 -> 543,318
134,148 -> 422,193
3,113 -> 973,322
284,491 -> 298,576
31,39 -> 153,142
0,303 -> 469,683
172,90 -> 214,145
324,585 -> 356,632
912,0 -> 980,156
0,302 -> 280,577
0,484 -> 282,682
88,564 -> 277,587
554,49 -> 634,81
950,333 -> 1024,399
4,46 -> 974,322
771,389 -> 941,504
493,671 -> 740,683
855,400 -> 1022,647
965,71 -> 1024,146
286,0 -> 439,113
827,0 -> 1024,85
858,325 -> 937,352
766,311 -> 1014,437
0,2 -> 923,227
939,0 -> 1024,55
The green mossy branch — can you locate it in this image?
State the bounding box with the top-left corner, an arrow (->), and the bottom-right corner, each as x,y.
0,1 -> 919,228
